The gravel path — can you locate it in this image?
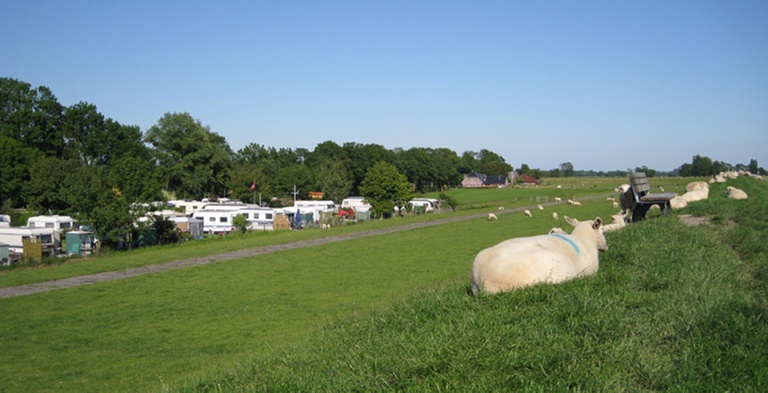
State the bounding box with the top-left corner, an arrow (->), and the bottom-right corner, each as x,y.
0,196 -> 608,299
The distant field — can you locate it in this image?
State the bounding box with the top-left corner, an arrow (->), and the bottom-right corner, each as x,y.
0,176 -> 739,391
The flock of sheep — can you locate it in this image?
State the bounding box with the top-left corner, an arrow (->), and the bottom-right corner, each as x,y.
472,171 -> 755,295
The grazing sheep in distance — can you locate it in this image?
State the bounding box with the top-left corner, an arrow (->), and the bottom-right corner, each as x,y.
471,216 -> 608,295
537,204 -> 544,210
524,210 -> 532,217
498,206 -> 505,211
488,213 -> 498,221
554,197 -> 562,202
549,227 -> 566,235
612,201 -> 619,209
571,200 -> 582,206
552,212 -> 559,220
726,186 -> 748,200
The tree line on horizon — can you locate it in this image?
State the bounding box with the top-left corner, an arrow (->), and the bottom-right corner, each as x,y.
1,77 -> 763,244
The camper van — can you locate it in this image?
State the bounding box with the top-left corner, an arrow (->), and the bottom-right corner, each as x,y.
27,215 -> 78,253
294,200 -> 336,210
168,200 -> 203,215
408,198 -> 439,212
27,215 -> 78,230
237,208 -> 277,231
192,211 -> 238,234
341,197 -> 371,212
0,227 -> 57,257
0,214 -> 10,228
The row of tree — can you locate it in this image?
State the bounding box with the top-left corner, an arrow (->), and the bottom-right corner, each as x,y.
2,77 -> 763,246
1,78 -> 517,245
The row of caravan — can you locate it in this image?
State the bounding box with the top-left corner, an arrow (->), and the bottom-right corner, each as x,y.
0,215 -> 95,264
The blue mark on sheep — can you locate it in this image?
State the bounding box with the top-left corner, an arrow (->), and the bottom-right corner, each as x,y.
550,233 -> 581,255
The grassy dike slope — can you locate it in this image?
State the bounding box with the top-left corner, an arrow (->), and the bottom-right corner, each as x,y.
185,177 -> 768,391
0,188 -> 613,391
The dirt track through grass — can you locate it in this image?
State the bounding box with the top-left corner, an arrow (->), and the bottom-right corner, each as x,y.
0,195 -> 611,299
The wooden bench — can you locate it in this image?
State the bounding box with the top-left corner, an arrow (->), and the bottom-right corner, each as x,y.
628,172 -> 677,222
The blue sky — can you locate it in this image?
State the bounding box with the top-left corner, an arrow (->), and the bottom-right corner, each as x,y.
3,0 -> 766,172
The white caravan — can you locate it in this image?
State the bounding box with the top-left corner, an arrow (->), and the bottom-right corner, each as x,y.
341,197 -> 371,212
0,227 -> 57,257
192,210 -> 239,234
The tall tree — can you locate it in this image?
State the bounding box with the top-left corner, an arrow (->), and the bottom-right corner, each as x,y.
0,136 -> 43,207
749,159 -> 759,174
478,149 -> 513,176
275,164 -> 314,200
315,158 -> 353,203
359,161 -> 413,219
227,163 -> 271,204
559,162 -> 575,177
398,147 -> 436,193
0,77 -> 65,157
432,148 -> 463,190
144,113 -> 233,199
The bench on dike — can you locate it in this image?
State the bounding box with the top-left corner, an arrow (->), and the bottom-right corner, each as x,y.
628,172 -> 677,223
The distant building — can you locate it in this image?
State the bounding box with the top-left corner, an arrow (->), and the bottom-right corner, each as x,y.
461,171 -> 510,188
518,174 -> 541,186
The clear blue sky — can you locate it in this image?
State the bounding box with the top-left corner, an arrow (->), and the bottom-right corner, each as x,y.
3,0 -> 766,172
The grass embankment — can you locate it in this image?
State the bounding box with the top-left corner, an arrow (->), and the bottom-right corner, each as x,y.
185,177 -> 768,391
0,184 -> 617,391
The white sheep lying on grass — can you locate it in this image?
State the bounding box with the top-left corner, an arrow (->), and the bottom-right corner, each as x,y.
471,216 -> 608,295
681,187 -> 709,203
670,195 -> 688,209
726,186 -> 748,200
602,212 -> 628,232
686,181 -> 709,192
552,212 -> 559,220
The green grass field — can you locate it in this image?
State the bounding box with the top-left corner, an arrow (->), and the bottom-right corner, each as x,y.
1,176 -> 765,391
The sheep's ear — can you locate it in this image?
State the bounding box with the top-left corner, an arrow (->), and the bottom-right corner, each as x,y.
564,216 -> 578,227
593,217 -> 603,229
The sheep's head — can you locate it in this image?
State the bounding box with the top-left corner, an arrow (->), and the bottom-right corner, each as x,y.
611,212 -> 628,224
565,216 -> 608,252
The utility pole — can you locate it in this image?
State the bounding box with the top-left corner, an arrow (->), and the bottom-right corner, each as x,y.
292,185 -> 299,205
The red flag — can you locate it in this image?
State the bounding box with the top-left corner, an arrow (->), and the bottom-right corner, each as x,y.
250,181 -> 256,191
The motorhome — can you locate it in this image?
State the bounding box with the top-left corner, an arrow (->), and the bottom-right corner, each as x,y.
27,215 -> 78,253
238,208 -> 277,231
341,197 -> 371,212
0,227 -> 57,257
192,210 -> 238,234
408,198 -> 439,212
27,215 -> 78,230
167,200 -> 210,215
294,200 -> 336,210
